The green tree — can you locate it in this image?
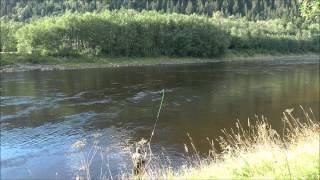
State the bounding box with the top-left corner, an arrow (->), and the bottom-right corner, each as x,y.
0,20 -> 21,52
186,0 -> 193,14
300,0 -> 320,21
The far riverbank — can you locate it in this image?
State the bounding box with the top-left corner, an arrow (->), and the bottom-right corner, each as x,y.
0,52 -> 319,73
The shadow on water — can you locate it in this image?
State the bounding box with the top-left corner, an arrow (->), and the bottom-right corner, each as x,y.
1,59 -> 319,179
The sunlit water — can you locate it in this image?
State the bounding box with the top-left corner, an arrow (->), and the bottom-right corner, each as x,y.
1,59 -> 319,179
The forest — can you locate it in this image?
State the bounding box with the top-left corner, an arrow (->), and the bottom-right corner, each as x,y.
1,0 -> 302,21
0,0 -> 319,58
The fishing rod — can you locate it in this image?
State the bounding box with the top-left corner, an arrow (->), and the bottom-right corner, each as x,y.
149,89 -> 165,144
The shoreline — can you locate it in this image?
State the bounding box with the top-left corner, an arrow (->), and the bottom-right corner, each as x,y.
0,53 -> 319,73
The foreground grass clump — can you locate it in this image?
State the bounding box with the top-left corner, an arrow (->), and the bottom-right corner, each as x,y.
137,107 -> 319,179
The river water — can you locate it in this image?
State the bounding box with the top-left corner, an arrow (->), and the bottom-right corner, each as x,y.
1,59 -> 319,179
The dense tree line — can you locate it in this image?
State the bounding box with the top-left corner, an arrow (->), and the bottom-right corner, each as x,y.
13,11 -> 230,57
1,0 -> 302,21
213,13 -> 319,52
2,10 -> 319,57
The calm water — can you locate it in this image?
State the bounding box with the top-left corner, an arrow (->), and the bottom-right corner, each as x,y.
1,59 -> 319,179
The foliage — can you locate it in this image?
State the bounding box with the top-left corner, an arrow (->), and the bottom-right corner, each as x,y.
14,10 -> 230,57
299,0 -> 320,21
1,0 -> 302,21
10,10 -> 319,57
212,15 -> 320,53
0,19 -> 22,52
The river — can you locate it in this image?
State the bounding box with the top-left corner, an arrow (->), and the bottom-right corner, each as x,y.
1,59 -> 319,179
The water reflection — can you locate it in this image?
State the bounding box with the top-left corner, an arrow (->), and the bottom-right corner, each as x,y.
1,60 -> 319,179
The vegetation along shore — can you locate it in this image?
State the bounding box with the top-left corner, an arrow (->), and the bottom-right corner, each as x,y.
75,107 -> 319,179
156,108 -> 320,179
1,9 -> 319,70
1,53 -> 319,73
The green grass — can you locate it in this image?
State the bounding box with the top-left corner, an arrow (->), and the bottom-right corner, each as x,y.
1,51 -> 319,68
171,137 -> 319,179
127,107 -> 320,179
71,107 -> 319,180
0,53 -> 201,67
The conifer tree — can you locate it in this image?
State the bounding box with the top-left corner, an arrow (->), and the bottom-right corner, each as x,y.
186,0 -> 193,14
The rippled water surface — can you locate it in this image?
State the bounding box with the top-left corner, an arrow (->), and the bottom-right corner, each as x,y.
1,59 -> 319,179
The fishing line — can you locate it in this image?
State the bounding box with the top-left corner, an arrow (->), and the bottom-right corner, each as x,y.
149,89 -> 165,143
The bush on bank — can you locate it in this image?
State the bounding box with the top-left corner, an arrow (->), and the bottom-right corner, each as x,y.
1,10 -> 319,59
14,10 -> 229,57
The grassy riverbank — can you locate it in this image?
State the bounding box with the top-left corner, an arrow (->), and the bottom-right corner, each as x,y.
71,107 -> 320,179
170,134 -> 319,179
1,52 -> 319,72
119,108 -> 319,179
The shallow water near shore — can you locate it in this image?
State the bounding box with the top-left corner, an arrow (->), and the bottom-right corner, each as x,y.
1,59 -> 319,179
